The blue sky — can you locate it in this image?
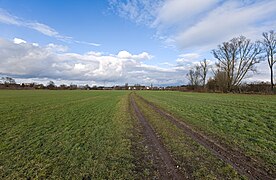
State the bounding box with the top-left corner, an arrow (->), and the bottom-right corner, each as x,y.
0,0 -> 275,86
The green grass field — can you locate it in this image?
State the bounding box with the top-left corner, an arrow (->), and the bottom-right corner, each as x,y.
0,90 -> 134,179
137,91 -> 276,173
1,90 -> 275,179
132,95 -> 241,179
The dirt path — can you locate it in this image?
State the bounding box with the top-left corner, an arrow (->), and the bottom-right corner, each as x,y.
130,95 -> 184,179
136,94 -> 275,180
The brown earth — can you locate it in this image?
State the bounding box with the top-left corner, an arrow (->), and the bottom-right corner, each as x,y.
130,95 -> 184,180
135,93 -> 275,180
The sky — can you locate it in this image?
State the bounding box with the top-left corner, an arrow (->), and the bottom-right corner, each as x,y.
0,0 -> 275,86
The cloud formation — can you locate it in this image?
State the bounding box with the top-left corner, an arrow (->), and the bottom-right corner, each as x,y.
117,50 -> 152,60
0,37 -> 272,85
109,0 -> 276,50
0,38 -> 186,86
0,9 -> 100,46
109,0 -> 162,25
153,0 -> 217,28
175,0 -> 276,49
13,38 -> 26,44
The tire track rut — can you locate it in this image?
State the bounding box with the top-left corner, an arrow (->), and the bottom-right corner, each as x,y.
136,94 -> 274,180
130,95 -> 184,179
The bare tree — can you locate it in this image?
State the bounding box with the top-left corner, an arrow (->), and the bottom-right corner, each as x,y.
262,30 -> 276,92
199,59 -> 209,87
186,66 -> 201,87
186,59 -> 209,89
1,77 -> 16,84
47,81 -> 55,89
212,36 -> 262,92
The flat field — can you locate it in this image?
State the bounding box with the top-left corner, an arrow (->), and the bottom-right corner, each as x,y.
137,91 -> 276,175
0,90 -> 134,179
1,90 -> 275,179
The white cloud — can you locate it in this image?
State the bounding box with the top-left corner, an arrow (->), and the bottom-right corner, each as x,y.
46,43 -> 68,52
13,38 -> 26,44
109,0 -> 162,25
1,37 -> 186,85
86,51 -> 102,57
246,61 -> 272,82
0,8 -> 20,25
74,63 -> 86,71
32,43 -> 39,47
117,50 -> 152,60
74,40 -> 101,47
0,8 -> 100,46
2,36 -> 273,85
117,50 -> 132,59
159,62 -> 174,67
108,0 -> 275,84
175,0 -> 276,49
109,0 -> 276,51
179,53 -> 200,60
0,37 -> 272,85
175,53 -> 203,68
0,9 -> 67,40
153,0 -> 217,28
27,22 -> 60,37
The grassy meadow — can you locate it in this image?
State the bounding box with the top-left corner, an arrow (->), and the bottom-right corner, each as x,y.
137,91 -> 276,173
0,90 -> 134,179
1,90 -> 275,178
132,94 -> 241,179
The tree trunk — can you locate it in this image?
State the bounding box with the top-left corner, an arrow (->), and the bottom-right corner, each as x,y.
271,66 -> 274,92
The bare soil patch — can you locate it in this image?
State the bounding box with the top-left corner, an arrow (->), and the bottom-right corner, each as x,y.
130,95 -> 184,179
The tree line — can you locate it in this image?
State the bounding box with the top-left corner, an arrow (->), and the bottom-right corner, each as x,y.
0,78 -> 89,90
186,30 -> 276,93
0,78 -> 157,91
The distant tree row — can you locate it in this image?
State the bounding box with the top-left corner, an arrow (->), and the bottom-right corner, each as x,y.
0,77 -> 16,84
186,30 -> 276,93
0,79 -> 152,91
0,78 -> 90,90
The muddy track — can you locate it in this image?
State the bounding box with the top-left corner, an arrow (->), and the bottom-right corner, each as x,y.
130,95 -> 184,179
136,94 -> 275,180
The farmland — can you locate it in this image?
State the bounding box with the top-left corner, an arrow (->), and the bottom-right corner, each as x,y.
0,90 -> 275,179
136,91 -> 276,177
0,90 -> 134,179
